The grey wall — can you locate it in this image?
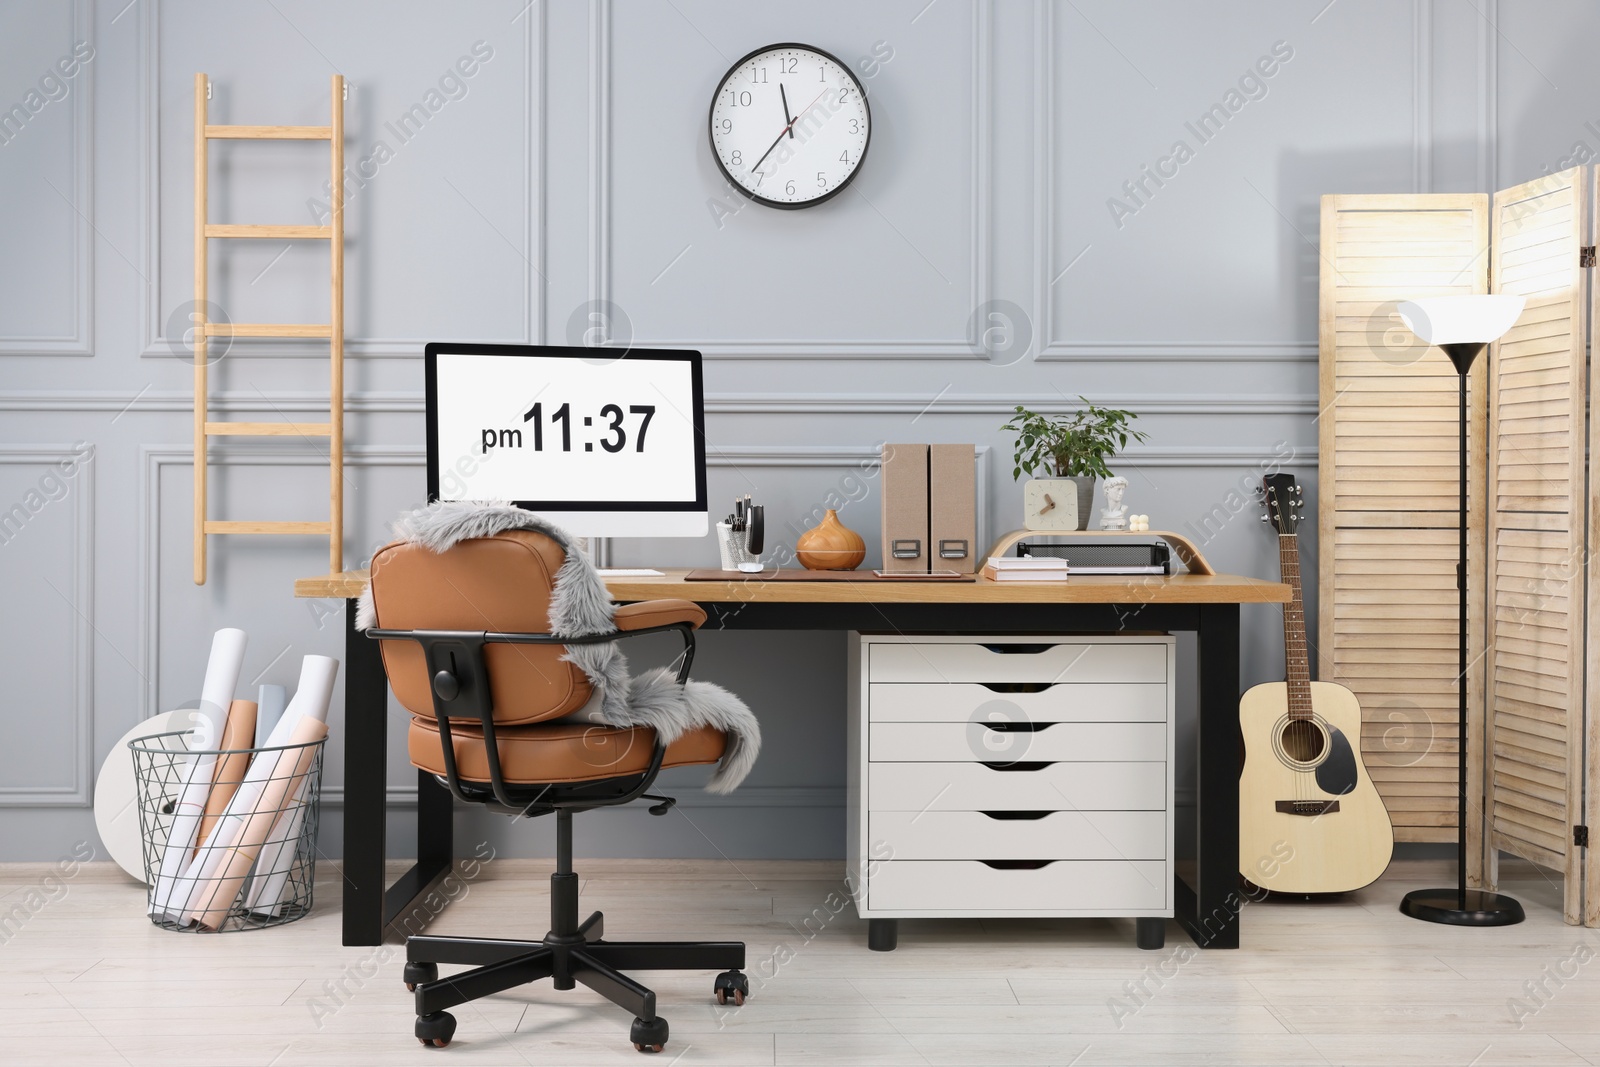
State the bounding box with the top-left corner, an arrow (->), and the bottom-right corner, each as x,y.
3,0 -> 1596,861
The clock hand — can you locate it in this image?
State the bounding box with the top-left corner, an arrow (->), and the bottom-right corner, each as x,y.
1041,493 -> 1056,514
780,83 -> 794,138
750,87 -> 831,173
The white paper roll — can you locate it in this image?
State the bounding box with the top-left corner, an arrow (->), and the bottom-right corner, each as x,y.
241,656 -> 339,914
176,655 -> 339,924
254,684 -> 287,749
148,628 -> 247,922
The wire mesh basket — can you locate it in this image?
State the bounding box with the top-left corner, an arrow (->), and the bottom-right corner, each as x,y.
130,729 -> 325,932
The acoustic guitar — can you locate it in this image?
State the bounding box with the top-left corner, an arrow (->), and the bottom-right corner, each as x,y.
1238,473 -> 1394,894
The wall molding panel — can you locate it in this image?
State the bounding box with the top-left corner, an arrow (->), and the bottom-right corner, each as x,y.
0,390 -> 1321,417
593,0 -> 997,360
1031,0 -> 1424,363
137,0 -> 542,361
0,0 -> 95,357
0,445 -> 95,806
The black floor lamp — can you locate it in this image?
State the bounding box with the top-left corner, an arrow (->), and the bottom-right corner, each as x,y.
1394,294 -> 1527,927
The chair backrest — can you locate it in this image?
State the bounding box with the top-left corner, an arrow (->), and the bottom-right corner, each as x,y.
368,529 -> 594,725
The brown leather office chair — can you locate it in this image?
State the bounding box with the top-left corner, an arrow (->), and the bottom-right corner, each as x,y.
365,529 -> 747,1054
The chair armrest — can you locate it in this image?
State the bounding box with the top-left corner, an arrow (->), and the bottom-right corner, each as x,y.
613,599 -> 707,632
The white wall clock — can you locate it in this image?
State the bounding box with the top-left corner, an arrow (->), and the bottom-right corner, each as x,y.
709,43 -> 871,209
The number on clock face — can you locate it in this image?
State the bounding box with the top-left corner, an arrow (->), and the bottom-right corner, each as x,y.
709,43 -> 871,209
509,402 -> 657,454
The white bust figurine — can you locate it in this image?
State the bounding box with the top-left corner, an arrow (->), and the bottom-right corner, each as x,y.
1099,476 -> 1129,531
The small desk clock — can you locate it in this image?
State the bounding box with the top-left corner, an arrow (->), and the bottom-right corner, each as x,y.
1022,479 -> 1080,532
709,43 -> 871,209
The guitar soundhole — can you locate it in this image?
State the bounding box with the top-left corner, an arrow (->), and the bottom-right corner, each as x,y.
1280,719 -> 1326,763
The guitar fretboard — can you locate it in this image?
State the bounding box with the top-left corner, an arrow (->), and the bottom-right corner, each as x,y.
1278,533 -> 1313,721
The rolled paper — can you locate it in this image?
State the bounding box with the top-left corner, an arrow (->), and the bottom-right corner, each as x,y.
196,699 -> 257,852
175,655 -> 340,923
254,684 -> 287,748
185,716 -> 327,930
243,778 -> 310,915
149,627 -> 247,922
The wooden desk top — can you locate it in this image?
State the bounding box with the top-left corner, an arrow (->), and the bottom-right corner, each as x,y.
296,568 -> 1288,605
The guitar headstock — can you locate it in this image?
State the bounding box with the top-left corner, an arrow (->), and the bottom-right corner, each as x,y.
1259,473 -> 1305,535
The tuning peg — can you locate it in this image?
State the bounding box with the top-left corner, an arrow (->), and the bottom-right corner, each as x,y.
1260,513 -> 1271,522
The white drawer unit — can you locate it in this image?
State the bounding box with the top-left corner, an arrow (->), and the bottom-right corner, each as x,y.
847,633 -> 1176,948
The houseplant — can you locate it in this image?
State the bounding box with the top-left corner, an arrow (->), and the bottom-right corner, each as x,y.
1001,400 -> 1147,531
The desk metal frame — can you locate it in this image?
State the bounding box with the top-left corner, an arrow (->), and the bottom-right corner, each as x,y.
337,594 -> 1247,950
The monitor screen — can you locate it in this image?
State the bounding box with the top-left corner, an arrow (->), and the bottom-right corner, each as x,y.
425,343 -> 709,537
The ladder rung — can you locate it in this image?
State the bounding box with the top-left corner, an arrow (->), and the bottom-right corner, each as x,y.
205,124 -> 332,140
204,224 -> 331,239
205,422 -> 332,437
204,323 -> 332,338
205,521 -> 333,535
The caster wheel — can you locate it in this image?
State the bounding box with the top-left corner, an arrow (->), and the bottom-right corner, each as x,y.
415,1010 -> 456,1048
629,1015 -> 668,1053
404,961 -> 438,992
714,969 -> 749,1006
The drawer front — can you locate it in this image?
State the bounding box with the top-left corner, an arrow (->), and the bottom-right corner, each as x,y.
869,761 -> 1166,811
869,859 -> 1168,912
868,682 -> 1168,724
871,722 -> 1166,763
871,810 -> 1166,861
869,641 -> 1168,684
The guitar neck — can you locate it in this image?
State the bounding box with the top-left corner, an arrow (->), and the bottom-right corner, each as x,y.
1278,533 -> 1313,720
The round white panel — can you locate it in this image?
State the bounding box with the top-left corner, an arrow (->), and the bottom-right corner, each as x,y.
93,710 -> 207,883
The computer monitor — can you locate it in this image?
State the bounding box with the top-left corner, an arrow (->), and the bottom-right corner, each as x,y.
425,343 -> 709,537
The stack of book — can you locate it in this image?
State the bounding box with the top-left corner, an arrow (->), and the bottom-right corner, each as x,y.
981,556 -> 1070,582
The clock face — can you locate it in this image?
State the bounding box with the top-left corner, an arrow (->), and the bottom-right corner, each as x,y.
709,43 -> 871,209
1023,479 -> 1079,532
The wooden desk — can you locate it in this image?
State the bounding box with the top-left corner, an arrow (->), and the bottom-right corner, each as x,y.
298,568 -> 1288,949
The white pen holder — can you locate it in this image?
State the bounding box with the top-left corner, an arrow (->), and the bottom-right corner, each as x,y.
716,522 -> 755,571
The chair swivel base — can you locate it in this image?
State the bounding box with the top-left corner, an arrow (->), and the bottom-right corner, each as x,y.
404,910 -> 747,1053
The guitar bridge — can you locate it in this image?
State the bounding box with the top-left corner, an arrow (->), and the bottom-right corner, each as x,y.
1275,800 -> 1340,817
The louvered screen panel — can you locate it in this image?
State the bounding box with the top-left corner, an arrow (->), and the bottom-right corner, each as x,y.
1485,167 -> 1588,923
1319,194 -> 1489,850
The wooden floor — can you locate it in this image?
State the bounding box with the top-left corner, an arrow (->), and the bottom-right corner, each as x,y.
2,856 -> 1597,1065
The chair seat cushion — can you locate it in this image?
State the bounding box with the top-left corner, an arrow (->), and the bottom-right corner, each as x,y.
408,716 -> 727,784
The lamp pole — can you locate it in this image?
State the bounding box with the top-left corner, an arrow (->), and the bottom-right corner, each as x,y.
1396,340 -> 1524,926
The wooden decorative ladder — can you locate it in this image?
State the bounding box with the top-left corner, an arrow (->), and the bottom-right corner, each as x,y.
192,72 -> 345,584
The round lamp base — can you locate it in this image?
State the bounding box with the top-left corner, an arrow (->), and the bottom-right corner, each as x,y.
1399,888 -> 1525,927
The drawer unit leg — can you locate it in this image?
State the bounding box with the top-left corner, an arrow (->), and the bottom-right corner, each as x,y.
867,919 -> 898,952
1136,917 -> 1165,950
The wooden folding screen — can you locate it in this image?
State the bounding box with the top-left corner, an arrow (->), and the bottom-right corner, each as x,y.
1318,195 -> 1489,866
1483,167 -> 1593,924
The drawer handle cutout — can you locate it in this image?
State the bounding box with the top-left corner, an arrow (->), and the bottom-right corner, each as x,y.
980,810 -> 1052,821
980,761 -> 1054,772
981,722 -> 1054,734
980,682 -> 1055,693
979,643 -> 1056,655
980,860 -> 1055,870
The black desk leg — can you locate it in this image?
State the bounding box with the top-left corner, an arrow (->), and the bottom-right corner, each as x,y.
1176,602 -> 1241,949
339,603 -> 458,946
342,598 -> 390,946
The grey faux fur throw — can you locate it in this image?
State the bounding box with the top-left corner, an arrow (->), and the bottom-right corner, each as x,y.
356,501 -> 759,793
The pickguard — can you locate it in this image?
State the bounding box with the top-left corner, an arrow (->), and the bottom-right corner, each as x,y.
1314,726 -> 1359,796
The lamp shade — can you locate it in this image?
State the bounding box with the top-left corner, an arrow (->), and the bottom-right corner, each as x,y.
1395,295 -> 1526,346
